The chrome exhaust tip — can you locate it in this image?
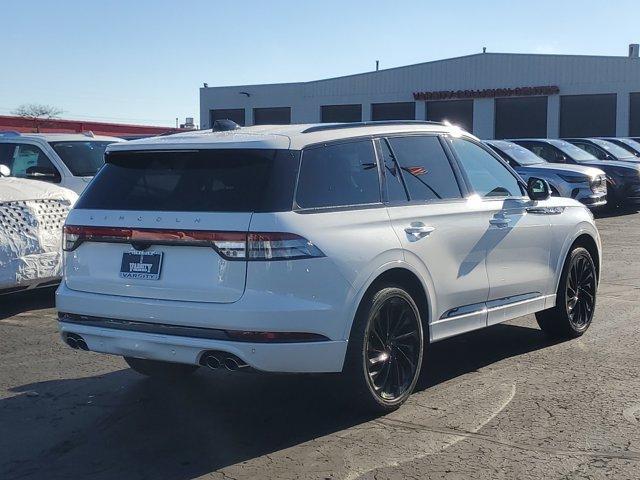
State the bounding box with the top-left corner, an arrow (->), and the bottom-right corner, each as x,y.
224,357 -> 239,371
200,351 -> 250,372
66,333 -> 89,351
66,336 -> 78,349
204,354 -> 221,370
224,357 -> 249,371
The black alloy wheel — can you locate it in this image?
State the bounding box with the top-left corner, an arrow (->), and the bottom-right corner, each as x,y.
536,247 -> 597,338
365,295 -> 422,401
343,284 -> 424,412
565,251 -> 597,332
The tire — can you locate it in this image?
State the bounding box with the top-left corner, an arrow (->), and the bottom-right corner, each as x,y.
124,356 -> 199,379
536,246 -> 597,339
342,284 -> 424,413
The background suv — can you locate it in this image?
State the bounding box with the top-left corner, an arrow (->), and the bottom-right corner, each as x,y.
600,138 -> 640,158
57,121 -> 601,411
513,138 -> 640,208
0,132 -> 123,194
485,140 -> 606,208
0,171 -> 77,294
564,138 -> 640,163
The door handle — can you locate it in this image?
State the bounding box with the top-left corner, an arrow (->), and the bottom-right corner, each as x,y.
404,223 -> 435,238
489,216 -> 511,228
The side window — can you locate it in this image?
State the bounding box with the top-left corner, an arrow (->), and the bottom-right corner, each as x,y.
296,140 -> 380,209
575,142 -> 605,160
451,138 -> 523,198
0,143 -> 16,170
545,145 -> 567,163
379,140 -> 408,202
526,143 -> 563,163
0,143 -> 58,179
387,136 -> 461,201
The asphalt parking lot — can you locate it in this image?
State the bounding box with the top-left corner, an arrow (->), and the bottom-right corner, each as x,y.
2,209 -> 640,480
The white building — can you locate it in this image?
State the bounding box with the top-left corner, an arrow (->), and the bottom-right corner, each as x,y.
200,46 -> 640,139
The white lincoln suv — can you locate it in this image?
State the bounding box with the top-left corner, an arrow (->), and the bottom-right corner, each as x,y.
56,121 -> 601,411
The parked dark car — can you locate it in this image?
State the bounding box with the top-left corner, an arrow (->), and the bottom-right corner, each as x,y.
599,138 -> 640,158
513,139 -> 640,207
564,138 -> 639,163
485,140 -> 606,208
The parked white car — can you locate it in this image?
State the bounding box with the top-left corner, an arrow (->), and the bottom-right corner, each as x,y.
0,132 -> 123,195
56,121 -> 601,411
0,170 -> 78,294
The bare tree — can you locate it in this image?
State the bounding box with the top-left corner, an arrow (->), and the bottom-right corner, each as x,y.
12,103 -> 63,132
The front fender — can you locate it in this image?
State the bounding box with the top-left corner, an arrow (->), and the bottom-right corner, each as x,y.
552,218 -> 601,295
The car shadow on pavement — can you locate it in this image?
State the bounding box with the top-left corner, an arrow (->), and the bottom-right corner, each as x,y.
0,287 -> 56,320
593,206 -> 639,219
1,322 -> 560,480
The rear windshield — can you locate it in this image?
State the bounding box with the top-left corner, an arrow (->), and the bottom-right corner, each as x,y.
76,149 -> 300,212
49,141 -> 114,176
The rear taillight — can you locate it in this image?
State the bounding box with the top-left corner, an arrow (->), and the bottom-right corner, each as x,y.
62,226 -> 323,261
247,232 -> 324,260
63,228 -> 80,252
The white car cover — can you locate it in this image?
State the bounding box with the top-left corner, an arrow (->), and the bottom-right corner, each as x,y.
0,178 -> 78,290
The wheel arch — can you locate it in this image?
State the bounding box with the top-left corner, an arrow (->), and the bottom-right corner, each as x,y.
553,227 -> 601,294
571,233 -> 600,281
344,264 -> 433,342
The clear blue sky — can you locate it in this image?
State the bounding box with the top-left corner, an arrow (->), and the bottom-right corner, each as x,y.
2,0 -> 638,127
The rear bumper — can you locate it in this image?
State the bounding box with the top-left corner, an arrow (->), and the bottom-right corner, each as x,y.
55,282 -> 352,373
58,321 -> 347,373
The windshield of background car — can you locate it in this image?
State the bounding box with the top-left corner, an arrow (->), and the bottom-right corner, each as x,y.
591,139 -> 637,160
492,141 -> 545,165
75,149 -> 300,212
549,140 -> 598,162
49,141 -> 113,176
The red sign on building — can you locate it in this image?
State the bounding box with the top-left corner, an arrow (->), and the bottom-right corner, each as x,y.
413,85 -> 560,101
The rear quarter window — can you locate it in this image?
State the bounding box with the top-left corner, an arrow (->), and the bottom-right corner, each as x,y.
76,149 -> 300,212
296,140 -> 380,209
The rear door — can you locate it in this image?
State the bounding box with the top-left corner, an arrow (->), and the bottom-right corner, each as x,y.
381,135 -> 491,341
64,148 -> 299,303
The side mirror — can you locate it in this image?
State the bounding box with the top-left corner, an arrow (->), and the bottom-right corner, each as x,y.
527,177 -> 550,201
25,166 -> 61,183
0,164 -> 10,177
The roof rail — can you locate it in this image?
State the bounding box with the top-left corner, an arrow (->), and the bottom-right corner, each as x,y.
301,120 -> 445,134
0,131 -> 21,137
